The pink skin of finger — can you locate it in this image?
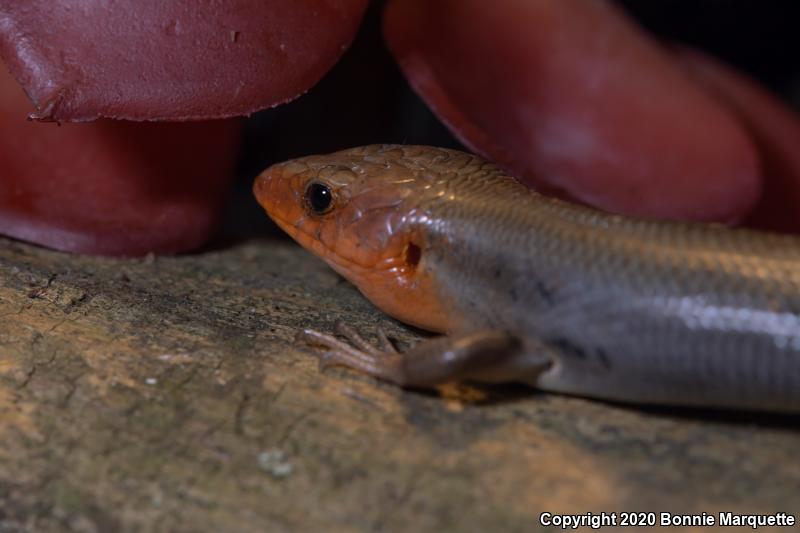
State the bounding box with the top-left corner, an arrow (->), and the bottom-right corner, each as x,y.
676,47 -> 800,234
0,0 -> 369,121
0,67 -> 241,256
384,0 -> 762,224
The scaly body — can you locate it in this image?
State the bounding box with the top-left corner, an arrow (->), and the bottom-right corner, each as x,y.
254,145 -> 800,412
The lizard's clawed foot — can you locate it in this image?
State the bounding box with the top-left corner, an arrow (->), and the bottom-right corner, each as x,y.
332,321 -> 398,356
295,321 -> 406,383
296,323 -> 532,388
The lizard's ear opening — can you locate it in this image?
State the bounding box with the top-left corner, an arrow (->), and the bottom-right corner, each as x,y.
403,242 -> 421,270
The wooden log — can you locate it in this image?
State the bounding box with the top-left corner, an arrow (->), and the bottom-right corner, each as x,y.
0,237 -> 797,531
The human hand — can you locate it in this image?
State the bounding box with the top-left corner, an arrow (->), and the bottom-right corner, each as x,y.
384,0 -> 800,232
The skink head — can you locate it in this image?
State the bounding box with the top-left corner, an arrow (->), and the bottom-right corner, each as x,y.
254,144 -> 474,332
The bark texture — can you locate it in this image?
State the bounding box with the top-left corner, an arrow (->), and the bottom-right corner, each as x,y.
0,237 -> 797,532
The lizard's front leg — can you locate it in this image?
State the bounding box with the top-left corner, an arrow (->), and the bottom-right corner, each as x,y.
297,322 -> 550,388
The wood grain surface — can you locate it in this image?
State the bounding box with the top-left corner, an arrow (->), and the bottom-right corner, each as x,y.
0,237 -> 797,532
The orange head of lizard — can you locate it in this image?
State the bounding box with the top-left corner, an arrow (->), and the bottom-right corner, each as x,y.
253,145 -> 455,333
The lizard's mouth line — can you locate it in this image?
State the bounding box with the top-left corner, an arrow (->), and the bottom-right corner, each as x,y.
266,210 -> 406,277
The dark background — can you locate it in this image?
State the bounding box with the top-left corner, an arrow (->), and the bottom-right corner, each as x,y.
223,0 -> 800,240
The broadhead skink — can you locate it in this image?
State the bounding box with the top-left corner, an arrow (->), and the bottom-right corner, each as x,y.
254,144 -> 800,412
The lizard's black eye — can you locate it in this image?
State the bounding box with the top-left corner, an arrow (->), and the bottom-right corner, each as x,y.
304,181 -> 334,215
